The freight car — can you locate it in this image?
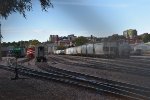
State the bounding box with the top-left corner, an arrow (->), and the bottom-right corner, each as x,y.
65,42 -> 118,58
118,42 -> 130,58
54,50 -> 65,55
54,41 -> 131,58
8,47 -> 26,58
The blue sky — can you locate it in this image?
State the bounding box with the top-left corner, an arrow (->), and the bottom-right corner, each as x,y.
1,0 -> 150,42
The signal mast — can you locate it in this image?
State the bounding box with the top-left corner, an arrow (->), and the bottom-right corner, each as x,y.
0,22 -> 2,61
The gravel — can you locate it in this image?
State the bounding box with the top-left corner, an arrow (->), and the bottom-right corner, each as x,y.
0,68 -> 124,100
47,55 -> 150,88
0,57 -> 124,100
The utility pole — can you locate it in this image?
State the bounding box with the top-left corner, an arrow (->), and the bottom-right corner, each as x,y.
0,22 -> 2,61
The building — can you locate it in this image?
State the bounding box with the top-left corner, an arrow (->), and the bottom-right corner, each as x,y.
57,39 -> 71,47
123,29 -> 141,44
48,34 -> 77,49
46,43 -> 58,54
49,35 -> 59,43
123,29 -> 137,39
59,36 -> 68,41
68,34 -> 77,41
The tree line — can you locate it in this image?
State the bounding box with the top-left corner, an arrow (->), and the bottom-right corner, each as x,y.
2,39 -> 40,48
138,33 -> 150,43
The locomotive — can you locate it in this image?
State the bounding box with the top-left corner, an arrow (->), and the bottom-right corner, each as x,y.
26,44 -> 47,62
35,45 -> 47,62
26,47 -> 35,59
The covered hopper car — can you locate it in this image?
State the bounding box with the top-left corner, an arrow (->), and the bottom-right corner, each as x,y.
54,42 -> 130,58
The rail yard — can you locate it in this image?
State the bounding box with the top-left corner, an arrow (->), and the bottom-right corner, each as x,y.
0,42 -> 150,100
46,55 -> 150,86
0,54 -> 150,100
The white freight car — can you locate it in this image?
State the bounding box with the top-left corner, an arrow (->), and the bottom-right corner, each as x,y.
94,43 -> 104,55
72,47 -> 77,55
76,46 -> 82,55
87,44 -> 94,55
81,45 -> 87,54
65,48 -> 70,55
118,42 -> 130,58
54,41 -> 131,58
94,42 -> 117,58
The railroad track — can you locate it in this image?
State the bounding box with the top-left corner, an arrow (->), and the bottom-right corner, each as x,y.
0,64 -> 149,100
57,55 -> 150,64
1,57 -> 150,100
37,63 -> 150,100
57,55 -> 150,69
50,55 -> 150,70
48,55 -> 150,77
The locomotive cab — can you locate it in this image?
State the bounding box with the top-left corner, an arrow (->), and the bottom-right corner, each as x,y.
36,46 -> 47,62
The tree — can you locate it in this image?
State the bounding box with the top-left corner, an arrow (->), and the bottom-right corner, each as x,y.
29,39 -> 40,46
142,33 -> 150,43
57,45 -> 66,50
108,34 -> 126,41
0,0 -> 52,60
73,36 -> 88,46
0,0 -> 53,19
137,35 -> 142,40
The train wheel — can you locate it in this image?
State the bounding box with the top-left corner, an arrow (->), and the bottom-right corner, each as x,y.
43,58 -> 47,62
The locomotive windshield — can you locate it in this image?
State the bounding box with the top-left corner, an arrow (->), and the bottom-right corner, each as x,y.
38,47 -> 44,57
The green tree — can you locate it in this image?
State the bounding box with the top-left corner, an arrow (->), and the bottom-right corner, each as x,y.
57,45 -> 66,50
73,36 -> 88,46
108,34 -> 125,41
0,0 -> 53,60
142,33 -> 150,43
137,35 -> 142,40
1,42 -> 7,47
29,39 -> 40,46
12,41 -> 17,47
0,0 -> 53,19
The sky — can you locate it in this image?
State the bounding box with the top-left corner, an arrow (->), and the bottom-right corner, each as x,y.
1,0 -> 150,42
